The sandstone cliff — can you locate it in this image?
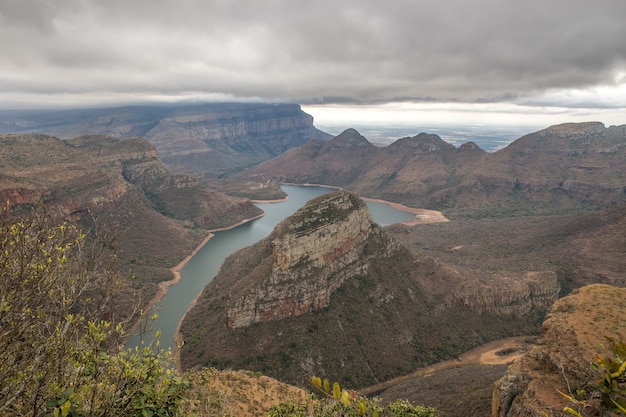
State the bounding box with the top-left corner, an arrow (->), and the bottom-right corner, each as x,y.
492,284 -> 626,417
0,103 -> 331,178
179,190 -> 556,387
226,191 -> 394,328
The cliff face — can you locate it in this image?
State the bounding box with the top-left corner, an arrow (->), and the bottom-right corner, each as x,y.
444,271 -> 560,316
226,191 -> 391,328
0,103 -> 331,177
492,284 -> 626,417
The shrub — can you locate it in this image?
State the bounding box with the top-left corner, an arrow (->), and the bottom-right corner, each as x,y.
0,205 -> 187,417
266,377 -> 436,417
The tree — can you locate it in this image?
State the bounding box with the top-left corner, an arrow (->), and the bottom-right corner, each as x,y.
0,204 -> 187,417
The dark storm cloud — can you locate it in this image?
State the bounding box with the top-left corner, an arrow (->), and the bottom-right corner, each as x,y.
1,0 -> 625,108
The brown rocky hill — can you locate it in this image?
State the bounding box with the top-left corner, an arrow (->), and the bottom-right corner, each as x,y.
231,122 -> 626,214
492,284 -> 626,417
179,190 -> 557,388
0,133 -> 261,292
0,103 -> 331,178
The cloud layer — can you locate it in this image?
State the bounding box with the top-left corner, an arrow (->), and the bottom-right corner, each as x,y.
1,0 -> 625,112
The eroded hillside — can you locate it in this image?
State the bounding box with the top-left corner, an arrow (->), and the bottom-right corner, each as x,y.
0,133 -> 262,299
493,284 -> 626,417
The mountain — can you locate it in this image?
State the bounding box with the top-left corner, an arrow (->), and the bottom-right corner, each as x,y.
0,133 -> 262,307
232,122 -> 626,214
0,103 -> 331,178
179,190 -> 557,387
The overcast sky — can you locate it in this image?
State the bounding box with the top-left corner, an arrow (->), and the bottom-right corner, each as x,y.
1,0 -> 625,127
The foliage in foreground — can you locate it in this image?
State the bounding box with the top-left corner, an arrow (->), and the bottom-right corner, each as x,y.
0,206 -> 187,417
266,377 -> 435,417
561,337 -> 626,417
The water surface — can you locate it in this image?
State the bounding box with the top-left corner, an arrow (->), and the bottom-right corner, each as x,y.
130,185 -> 414,352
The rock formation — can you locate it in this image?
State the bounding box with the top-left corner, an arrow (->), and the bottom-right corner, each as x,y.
226,191 -> 392,328
179,190 -> 557,387
492,284 -> 626,417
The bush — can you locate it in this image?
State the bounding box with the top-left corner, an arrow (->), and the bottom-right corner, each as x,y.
266,377 -> 436,417
0,205 -> 187,417
561,337 -> 626,416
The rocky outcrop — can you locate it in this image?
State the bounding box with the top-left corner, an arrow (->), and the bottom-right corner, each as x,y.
445,271 -> 560,316
180,189 -> 557,387
226,191 -> 393,328
492,284 -> 626,417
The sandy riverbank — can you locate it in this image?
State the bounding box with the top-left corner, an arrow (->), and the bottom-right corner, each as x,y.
360,197 -> 449,225
281,183 -> 449,225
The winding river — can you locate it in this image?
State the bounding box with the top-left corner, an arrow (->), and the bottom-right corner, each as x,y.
129,185 -> 415,353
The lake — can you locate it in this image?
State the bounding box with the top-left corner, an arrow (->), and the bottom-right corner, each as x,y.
129,185 -> 415,352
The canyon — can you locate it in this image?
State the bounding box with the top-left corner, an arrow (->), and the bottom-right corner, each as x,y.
0,112 -> 624,416
179,190 -> 559,388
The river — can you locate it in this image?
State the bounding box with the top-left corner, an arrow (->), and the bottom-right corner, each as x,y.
129,185 -> 415,353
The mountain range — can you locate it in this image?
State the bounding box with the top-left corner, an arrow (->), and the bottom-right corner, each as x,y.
229,122 -> 626,214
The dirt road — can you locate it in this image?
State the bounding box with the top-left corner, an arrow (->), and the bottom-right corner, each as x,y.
360,336 -> 534,396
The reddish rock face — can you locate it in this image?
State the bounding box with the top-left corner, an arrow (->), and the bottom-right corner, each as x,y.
226,190 -> 381,329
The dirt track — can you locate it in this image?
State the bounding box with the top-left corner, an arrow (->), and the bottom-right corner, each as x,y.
360,336 -> 534,396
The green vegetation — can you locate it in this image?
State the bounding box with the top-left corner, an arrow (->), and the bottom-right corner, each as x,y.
561,337 -> 626,416
266,378 -> 435,417
0,205 -> 187,416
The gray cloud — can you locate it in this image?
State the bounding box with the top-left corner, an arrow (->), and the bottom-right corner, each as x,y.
1,0 -> 625,108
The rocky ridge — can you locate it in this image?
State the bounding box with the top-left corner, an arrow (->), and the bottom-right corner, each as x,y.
0,133 -> 262,286
492,284 -> 626,417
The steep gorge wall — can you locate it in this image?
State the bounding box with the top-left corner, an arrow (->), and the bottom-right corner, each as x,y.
0,103 -> 331,177
444,271 -> 560,316
226,191 -> 390,328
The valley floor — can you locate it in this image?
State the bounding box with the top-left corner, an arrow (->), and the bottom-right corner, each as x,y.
360,335 -> 534,397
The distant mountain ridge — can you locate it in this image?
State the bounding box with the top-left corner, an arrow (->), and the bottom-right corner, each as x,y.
233,122 -> 626,214
0,103 -> 332,177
